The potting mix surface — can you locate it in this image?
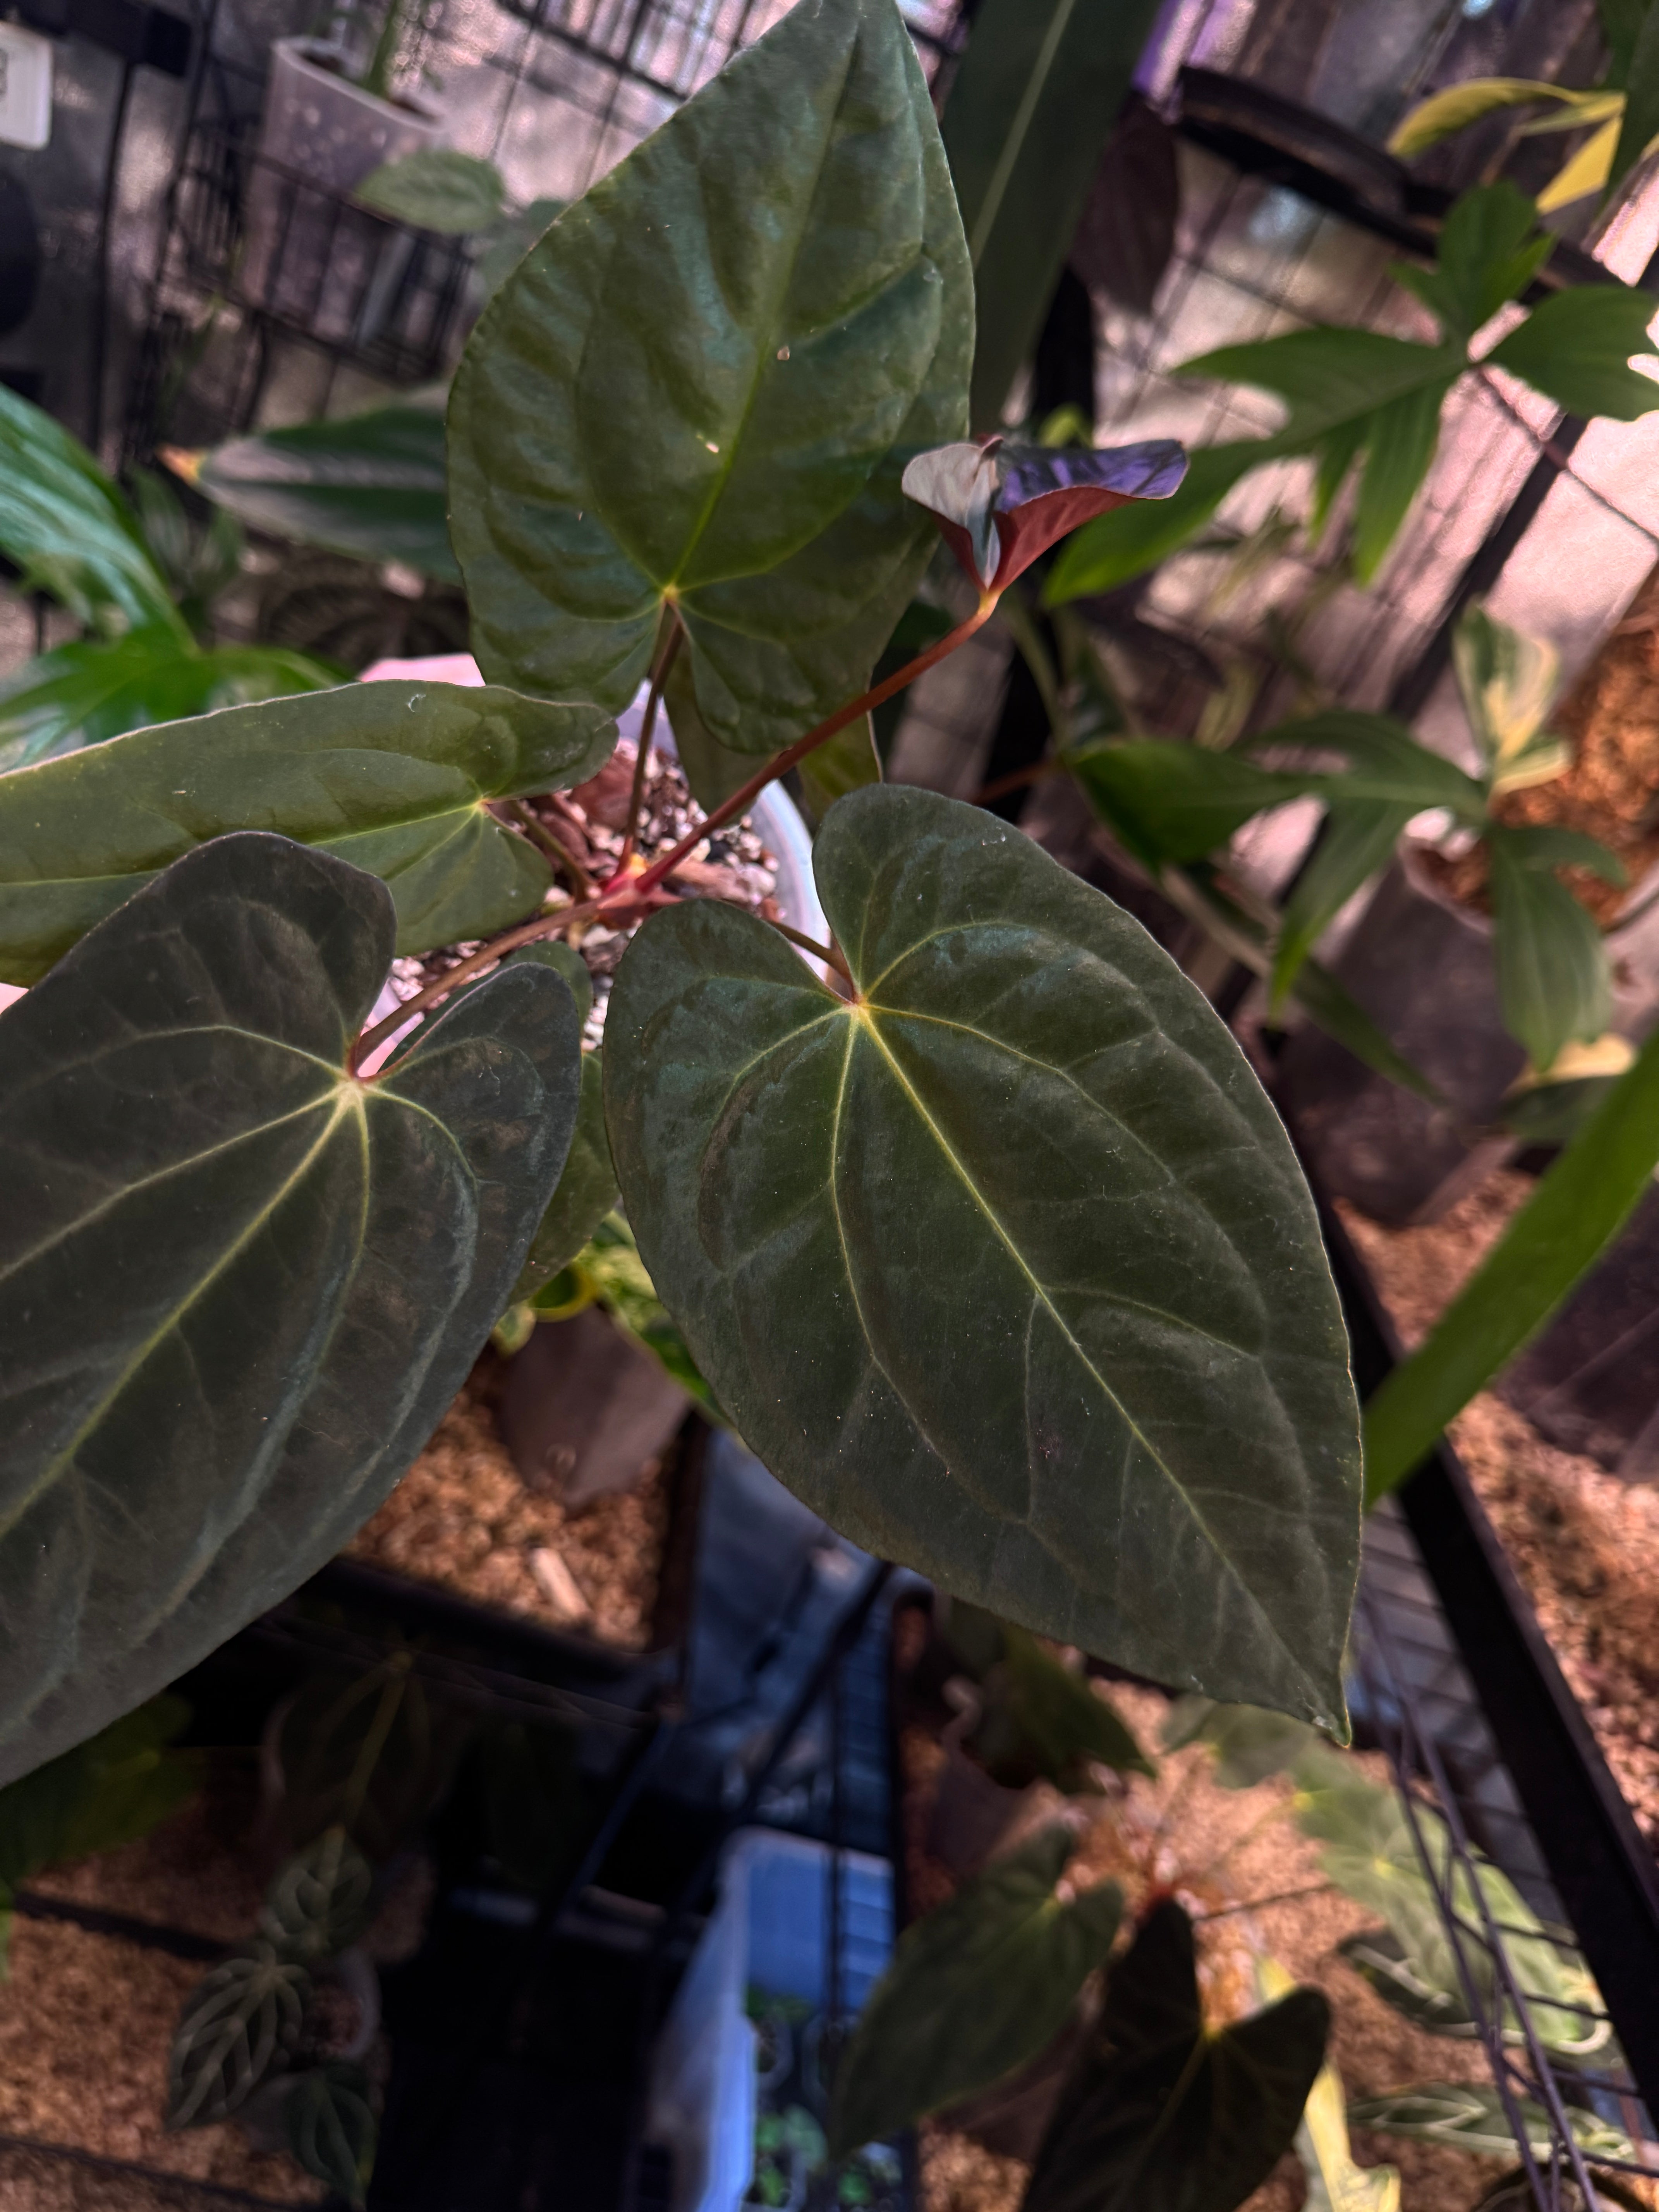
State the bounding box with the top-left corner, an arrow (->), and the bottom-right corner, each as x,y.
378,736 -> 782,1050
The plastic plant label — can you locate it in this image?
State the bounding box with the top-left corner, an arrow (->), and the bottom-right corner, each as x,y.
0,26 -> 51,153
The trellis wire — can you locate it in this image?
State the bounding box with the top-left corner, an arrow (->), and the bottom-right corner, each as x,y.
1351,1504 -> 1659,2210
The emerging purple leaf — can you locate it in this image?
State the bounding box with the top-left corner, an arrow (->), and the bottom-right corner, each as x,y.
901,437 -> 1187,593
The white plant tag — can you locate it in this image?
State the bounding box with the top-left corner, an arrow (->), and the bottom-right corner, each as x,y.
0,24 -> 52,153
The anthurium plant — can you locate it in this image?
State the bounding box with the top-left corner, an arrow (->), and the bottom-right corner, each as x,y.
0,0 -> 1365,1808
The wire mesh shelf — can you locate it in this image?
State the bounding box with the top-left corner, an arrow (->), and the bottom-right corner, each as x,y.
1352,1503 -> 1659,2207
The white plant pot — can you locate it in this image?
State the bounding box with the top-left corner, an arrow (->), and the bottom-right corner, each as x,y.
242,38 -> 445,342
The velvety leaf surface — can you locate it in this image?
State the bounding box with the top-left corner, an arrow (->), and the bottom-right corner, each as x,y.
830,1827 -> 1122,2154
0,679 -> 615,984
448,0 -> 972,756
0,832 -> 580,1781
180,397 -> 457,582
512,1051 -> 618,1299
940,0 -> 1166,429
605,785 -> 1362,1723
1024,1900 -> 1329,2212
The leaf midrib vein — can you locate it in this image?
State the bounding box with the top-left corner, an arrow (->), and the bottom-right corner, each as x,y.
0,1091 -> 336,1288
857,1012 -> 1314,1693
866,1003 -> 1261,1362
1,1091 -> 365,1541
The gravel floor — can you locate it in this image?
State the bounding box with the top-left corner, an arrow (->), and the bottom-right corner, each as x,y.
347,1357 -> 672,1649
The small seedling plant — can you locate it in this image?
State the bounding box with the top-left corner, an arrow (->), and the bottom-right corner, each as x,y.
826,1629 -> 1621,2210
0,1 -> 1370,1824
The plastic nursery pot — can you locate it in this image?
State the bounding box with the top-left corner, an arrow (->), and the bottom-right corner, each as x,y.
241,38 -> 445,342
1273,852 -> 1523,1227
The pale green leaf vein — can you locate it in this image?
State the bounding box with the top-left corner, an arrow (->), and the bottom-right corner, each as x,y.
857,1013 -> 1314,1696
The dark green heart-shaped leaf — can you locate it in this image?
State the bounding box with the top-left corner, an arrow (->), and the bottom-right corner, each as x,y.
0,831 -> 579,1783
512,1051 -> 618,1300
831,1827 -> 1121,2156
355,148 -> 505,235
177,396 -> 457,582
448,0 -> 971,756
287,2063 -> 378,2205
259,1829 -> 374,1961
167,1943 -> 311,2127
0,679 -> 615,984
605,784 -> 1362,1723
1025,1899 -> 1329,2212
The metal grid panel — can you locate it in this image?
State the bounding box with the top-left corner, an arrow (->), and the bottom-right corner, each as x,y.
1352,1504 -> 1659,2210
127,0 -> 968,455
